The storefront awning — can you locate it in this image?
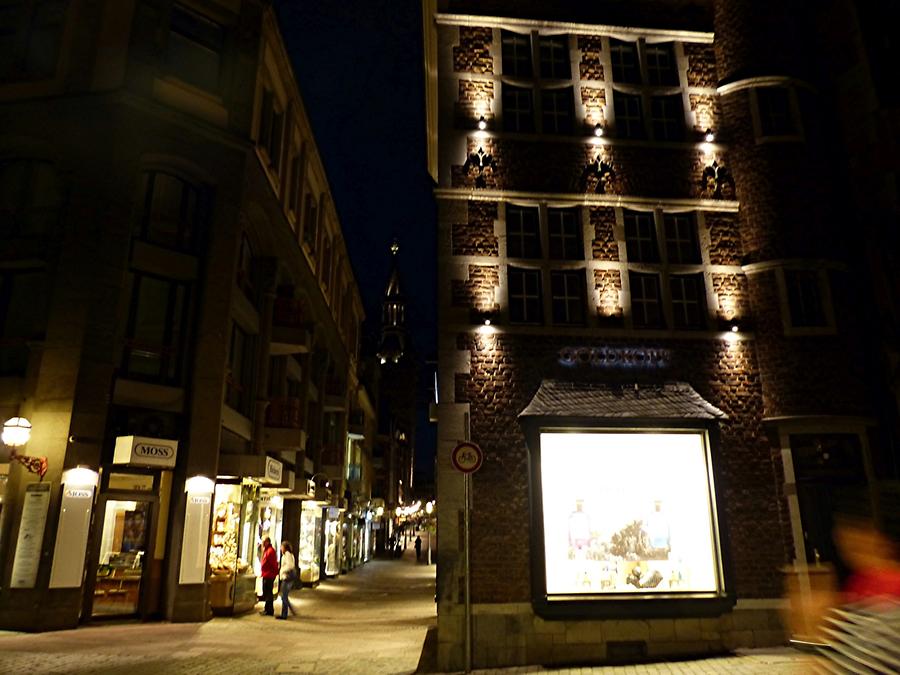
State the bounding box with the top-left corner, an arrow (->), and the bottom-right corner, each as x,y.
518,380 -> 727,421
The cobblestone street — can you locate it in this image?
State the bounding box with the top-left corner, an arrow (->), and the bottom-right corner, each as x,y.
0,551 -> 812,674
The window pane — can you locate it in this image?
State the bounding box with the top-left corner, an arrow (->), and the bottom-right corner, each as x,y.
548,207 -> 581,260
610,39 -> 640,84
139,172 -> 202,251
539,36 -> 569,79
0,159 -> 60,236
551,271 -> 585,325
613,91 -> 645,139
758,87 -> 796,136
168,4 -> 223,91
664,213 -> 700,264
127,276 -> 170,378
624,211 -> 659,263
509,267 -> 542,324
503,84 -> 534,133
786,270 -> 827,327
651,95 -> 685,141
629,272 -> 663,328
506,205 -> 541,258
645,43 -> 678,86
541,87 -> 573,134
671,274 -> 705,329
501,30 -> 532,77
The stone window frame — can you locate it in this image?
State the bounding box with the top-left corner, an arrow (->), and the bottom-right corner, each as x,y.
773,264 -> 837,336
547,207 -> 582,260
607,38 -> 690,143
506,203 -> 542,259
749,84 -> 805,145
507,265 -> 544,324
663,212 -> 702,264
670,272 -> 707,329
499,29 -> 576,136
650,93 -> 686,141
538,35 -> 571,80
628,270 -> 665,328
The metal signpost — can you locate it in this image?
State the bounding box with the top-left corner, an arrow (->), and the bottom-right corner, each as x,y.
451,440 -> 483,673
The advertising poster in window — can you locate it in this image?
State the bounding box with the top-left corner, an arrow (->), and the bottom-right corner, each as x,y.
540,431 -> 721,597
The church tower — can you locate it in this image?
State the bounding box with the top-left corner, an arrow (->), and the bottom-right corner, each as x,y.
377,240 -> 408,364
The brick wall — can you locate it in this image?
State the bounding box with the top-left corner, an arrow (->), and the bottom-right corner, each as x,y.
711,272 -> 750,323
455,79 -> 495,127
589,206 -> 618,260
684,42 -> 717,88
453,26 -> 493,74
451,201 -> 499,256
577,35 -> 604,80
706,212 -> 742,265
593,269 -> 624,325
450,264 -> 500,312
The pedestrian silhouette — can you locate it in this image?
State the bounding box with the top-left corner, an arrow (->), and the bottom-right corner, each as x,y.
414,535 -> 422,562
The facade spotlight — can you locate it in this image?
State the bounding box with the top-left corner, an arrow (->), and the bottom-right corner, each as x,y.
594,123 -> 604,137
731,324 -> 739,333
484,318 -> 491,326
704,129 -> 715,143
477,116 -> 487,130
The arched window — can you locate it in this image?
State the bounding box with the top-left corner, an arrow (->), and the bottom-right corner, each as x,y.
0,159 -> 61,236
135,170 -> 209,252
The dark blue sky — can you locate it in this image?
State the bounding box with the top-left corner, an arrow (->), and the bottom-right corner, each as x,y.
274,1 -> 437,483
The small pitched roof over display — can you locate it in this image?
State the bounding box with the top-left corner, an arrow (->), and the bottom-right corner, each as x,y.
518,380 -> 727,420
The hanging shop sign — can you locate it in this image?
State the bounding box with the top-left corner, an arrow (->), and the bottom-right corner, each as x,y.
558,346 -> 671,369
113,435 -> 178,468
263,457 -> 283,484
451,441 -> 484,474
10,482 -> 51,588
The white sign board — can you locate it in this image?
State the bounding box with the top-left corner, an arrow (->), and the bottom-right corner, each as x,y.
11,482 -> 51,588
263,457 -> 283,484
49,486 -> 95,588
179,493 -> 212,584
113,436 -> 178,468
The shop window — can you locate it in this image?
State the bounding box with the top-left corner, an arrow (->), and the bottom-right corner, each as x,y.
624,210 -> 660,263
785,269 -> 827,328
209,482 -> 260,614
650,95 -> 685,141
670,273 -> 706,329
613,91 -> 645,139
92,499 -> 151,617
539,35 -> 569,79
756,87 -> 797,137
550,270 -> 585,325
541,86 -> 574,134
167,3 -> 223,92
506,205 -> 541,258
0,159 -> 61,237
236,234 -> 255,303
135,171 -> 208,252
537,430 -> 723,598
508,266 -> 542,324
225,322 -> 255,415
501,29 -> 532,77
298,500 -> 322,584
610,39 -> 641,84
0,0 -> 69,81
645,43 -> 678,86
664,213 -> 700,264
547,207 -> 581,260
629,271 -> 664,328
123,273 -> 190,384
502,84 -> 534,133
0,268 -> 50,375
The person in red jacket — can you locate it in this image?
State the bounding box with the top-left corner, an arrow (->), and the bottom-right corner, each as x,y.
259,537 -> 278,616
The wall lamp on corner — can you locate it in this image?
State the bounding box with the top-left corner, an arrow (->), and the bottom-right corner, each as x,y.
704,128 -> 716,143
477,116 -> 487,131
593,123 -> 604,137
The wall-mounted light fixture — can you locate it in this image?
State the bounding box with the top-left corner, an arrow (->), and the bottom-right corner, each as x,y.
594,123 -> 604,137
477,116 -> 487,131
184,475 -> 215,494
62,466 -> 99,488
704,128 -> 716,143
731,324 -> 739,333
2,416 -> 31,447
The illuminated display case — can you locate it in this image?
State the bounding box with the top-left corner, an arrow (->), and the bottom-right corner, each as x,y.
208,481 -> 259,614
525,425 -> 732,617
298,500 -> 321,585
323,509 -> 340,577
254,492 -> 284,597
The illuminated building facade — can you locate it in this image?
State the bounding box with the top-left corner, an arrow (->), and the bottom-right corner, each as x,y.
0,0 -> 373,630
424,0 -> 888,669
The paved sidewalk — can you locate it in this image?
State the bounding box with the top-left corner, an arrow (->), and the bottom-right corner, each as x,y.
0,548 -> 436,674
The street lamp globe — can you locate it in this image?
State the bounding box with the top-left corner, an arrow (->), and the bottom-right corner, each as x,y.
2,417 -> 31,447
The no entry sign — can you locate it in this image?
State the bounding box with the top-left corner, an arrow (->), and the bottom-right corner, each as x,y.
451,441 -> 483,474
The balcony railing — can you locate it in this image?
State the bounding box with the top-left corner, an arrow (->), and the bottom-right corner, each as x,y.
265,396 -> 303,429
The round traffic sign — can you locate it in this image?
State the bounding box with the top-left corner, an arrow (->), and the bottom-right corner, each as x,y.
451,441 -> 484,474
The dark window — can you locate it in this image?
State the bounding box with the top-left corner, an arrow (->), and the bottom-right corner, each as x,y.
506,205 -> 541,258
547,207 -> 581,260
629,272 -> 664,328
624,210 -> 659,262
0,159 -> 61,237
0,0 -> 69,81
785,270 -> 827,327
645,42 -> 678,86
502,84 -> 534,133
302,190 -> 318,250
226,322 -> 255,415
650,95 -> 685,141
539,35 -> 569,79
257,89 -> 284,171
613,91 -> 645,139
757,87 -> 797,136
135,171 -> 208,252
236,234 -> 254,302
664,213 -> 700,264
501,30 -> 532,77
551,270 -> 585,325
288,154 -> 302,223
123,273 -> 190,384
258,89 -> 274,151
508,267 -> 542,324
610,39 -> 640,84
670,273 -> 706,329
541,87 -> 574,134
321,237 -> 332,289
167,3 -> 223,91
0,269 -> 50,375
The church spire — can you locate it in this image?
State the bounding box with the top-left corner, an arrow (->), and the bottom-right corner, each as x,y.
378,239 -> 407,364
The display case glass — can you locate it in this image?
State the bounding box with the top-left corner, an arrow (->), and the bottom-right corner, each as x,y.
324,515 -> 340,577
208,481 -> 259,613
254,492 -> 284,595
540,430 -> 722,597
298,500 -> 321,584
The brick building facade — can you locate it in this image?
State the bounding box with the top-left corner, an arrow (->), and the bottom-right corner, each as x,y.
424,0 -> 886,669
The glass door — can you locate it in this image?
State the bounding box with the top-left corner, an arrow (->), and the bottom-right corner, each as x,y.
91,499 -> 151,617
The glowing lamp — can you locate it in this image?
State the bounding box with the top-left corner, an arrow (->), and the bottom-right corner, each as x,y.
484,318 -> 491,326
477,116 -> 487,131
425,501 -> 434,515
62,466 -> 99,488
594,123 -> 604,137
731,324 -> 739,333
184,475 -> 215,494
704,129 -> 715,143
2,417 -> 31,447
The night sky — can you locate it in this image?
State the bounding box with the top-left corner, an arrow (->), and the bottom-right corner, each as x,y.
274,1 -> 437,484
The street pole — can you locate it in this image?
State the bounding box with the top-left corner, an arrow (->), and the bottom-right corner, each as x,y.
464,470 -> 471,674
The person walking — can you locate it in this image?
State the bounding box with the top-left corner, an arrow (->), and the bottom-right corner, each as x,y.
277,541 -> 297,620
259,537 -> 278,616
414,535 -> 422,562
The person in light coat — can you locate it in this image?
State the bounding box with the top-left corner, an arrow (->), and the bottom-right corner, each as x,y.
277,541 -> 297,620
